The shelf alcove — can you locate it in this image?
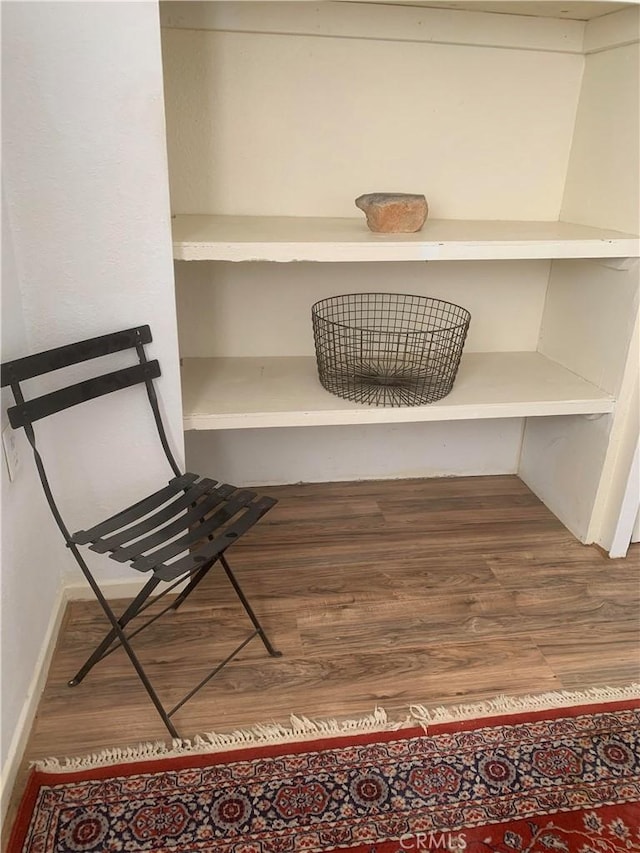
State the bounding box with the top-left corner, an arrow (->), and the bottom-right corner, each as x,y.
160,0 -> 640,554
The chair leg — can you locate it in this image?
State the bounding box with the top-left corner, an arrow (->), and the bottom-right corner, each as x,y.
67,548 -> 179,738
219,553 -> 282,658
68,576 -> 161,686
65,548 -> 280,739
170,561 -> 215,612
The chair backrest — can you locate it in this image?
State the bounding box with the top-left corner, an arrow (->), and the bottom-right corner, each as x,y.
1,325 -> 182,540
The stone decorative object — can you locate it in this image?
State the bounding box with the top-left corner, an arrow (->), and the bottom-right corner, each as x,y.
355,193 -> 428,233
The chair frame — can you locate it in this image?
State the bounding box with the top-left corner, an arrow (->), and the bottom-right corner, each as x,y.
1,325 -> 281,738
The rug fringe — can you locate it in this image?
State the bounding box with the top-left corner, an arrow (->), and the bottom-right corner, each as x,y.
33,684 -> 640,773
410,683 -> 640,727
33,707 -> 402,772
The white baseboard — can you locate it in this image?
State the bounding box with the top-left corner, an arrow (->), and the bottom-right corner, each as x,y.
62,575 -> 150,601
0,575 -> 171,823
0,580 -> 67,822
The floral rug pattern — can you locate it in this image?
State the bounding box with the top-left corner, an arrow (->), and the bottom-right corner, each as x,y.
10,702 -> 640,852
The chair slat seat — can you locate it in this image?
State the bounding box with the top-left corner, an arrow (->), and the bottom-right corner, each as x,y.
88,477 -> 219,552
155,495 -> 277,582
129,489 -> 264,572
73,475 -> 276,582
107,482 -> 239,562
72,474 -> 199,544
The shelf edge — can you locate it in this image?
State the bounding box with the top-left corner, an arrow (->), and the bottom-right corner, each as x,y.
183,398 -> 615,431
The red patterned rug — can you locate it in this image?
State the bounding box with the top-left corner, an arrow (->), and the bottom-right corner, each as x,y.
9,692 -> 640,852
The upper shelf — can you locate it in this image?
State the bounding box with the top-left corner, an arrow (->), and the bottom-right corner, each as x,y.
171,215 -> 640,263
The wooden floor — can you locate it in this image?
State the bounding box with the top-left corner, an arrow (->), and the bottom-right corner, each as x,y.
9,475 -> 640,832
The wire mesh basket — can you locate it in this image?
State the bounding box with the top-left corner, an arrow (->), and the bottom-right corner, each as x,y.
312,293 -> 471,407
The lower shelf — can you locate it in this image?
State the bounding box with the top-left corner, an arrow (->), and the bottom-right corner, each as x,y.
181,352 -> 614,430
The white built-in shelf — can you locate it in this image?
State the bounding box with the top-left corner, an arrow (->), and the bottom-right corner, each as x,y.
181,352 -> 614,431
172,215 -> 640,263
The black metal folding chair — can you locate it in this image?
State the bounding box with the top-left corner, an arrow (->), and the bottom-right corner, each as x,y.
1,325 -> 281,738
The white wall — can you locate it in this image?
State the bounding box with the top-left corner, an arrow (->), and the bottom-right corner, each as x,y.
561,42 -> 640,234
176,260 -> 550,357
1,0 -> 181,811
520,19 -> 640,547
186,419 -> 523,487
1,194 -> 66,813
2,0 -> 183,581
161,9 -> 584,219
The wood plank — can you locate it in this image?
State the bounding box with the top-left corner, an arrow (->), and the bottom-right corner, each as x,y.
297,592 -> 520,654
537,626 -> 640,689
